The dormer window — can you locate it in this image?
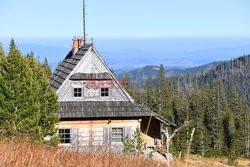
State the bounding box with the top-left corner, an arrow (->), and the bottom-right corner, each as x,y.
101,88 -> 109,97
74,88 -> 82,97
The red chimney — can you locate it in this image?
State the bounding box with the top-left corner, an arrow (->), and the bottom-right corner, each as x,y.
72,37 -> 84,54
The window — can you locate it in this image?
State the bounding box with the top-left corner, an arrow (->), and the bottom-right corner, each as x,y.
101,88 -> 109,97
111,128 -> 124,143
74,88 -> 82,97
59,129 -> 71,144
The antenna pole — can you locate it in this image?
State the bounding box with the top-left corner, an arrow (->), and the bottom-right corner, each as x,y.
83,0 -> 86,44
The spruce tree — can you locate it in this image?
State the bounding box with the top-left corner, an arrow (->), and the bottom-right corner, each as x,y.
229,83 -> 246,156
222,109 -> 236,156
42,57 -> 52,79
0,40 -> 60,141
145,76 -> 156,111
157,64 -> 172,121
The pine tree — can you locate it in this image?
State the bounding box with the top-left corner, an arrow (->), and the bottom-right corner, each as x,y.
42,57 -> 52,79
222,109 -> 235,156
203,81 -> 224,156
145,76 -> 156,111
229,83 -> 246,156
0,40 -> 60,141
188,90 -> 208,156
245,107 -> 250,157
0,43 -> 5,67
157,64 -> 172,121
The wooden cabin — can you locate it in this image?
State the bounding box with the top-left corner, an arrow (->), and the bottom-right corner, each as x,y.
50,38 -> 173,150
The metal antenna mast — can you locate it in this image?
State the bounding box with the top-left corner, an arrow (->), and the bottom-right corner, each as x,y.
83,0 -> 86,44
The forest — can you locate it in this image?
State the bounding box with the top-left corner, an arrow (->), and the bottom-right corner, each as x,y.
175,55 -> 250,106
122,60 -> 250,158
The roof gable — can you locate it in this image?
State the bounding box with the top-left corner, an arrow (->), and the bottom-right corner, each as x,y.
50,44 -> 133,102
50,44 -> 91,90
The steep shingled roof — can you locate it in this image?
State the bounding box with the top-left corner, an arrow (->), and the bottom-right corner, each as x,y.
70,72 -> 112,80
50,44 -> 92,90
58,101 -> 175,126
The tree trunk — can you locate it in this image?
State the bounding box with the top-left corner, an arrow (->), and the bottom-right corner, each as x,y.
187,128 -> 195,159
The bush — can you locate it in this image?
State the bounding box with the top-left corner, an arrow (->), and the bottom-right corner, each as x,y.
123,128 -> 144,154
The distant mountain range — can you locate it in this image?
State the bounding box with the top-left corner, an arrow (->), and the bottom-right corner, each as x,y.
117,62 -> 220,80
2,38 -> 250,72
120,55 -> 250,105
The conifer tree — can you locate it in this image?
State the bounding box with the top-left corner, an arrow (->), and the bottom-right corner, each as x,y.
229,83 -> 245,156
199,84 -> 211,156
203,81 -> 224,156
157,64 -> 172,121
145,76 -> 156,111
42,57 -> 52,79
222,109 -> 236,156
0,43 -> 5,67
0,40 -> 60,141
188,90 -> 208,156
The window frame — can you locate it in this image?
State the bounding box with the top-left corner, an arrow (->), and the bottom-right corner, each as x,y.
100,88 -> 109,97
58,128 -> 71,144
73,87 -> 83,98
111,127 -> 124,143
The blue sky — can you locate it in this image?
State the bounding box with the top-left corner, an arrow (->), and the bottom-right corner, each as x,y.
0,0 -> 250,38
1,0 -> 250,70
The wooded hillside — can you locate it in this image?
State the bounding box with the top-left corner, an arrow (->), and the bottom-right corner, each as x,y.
123,61 -> 250,158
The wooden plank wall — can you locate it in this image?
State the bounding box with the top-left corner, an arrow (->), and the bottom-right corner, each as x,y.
57,120 -> 139,147
58,50 -> 129,101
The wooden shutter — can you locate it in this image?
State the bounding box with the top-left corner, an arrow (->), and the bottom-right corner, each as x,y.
71,127 -> 79,146
125,127 -> 132,138
103,127 -> 111,145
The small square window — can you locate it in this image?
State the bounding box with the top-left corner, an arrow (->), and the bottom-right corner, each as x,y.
111,128 -> 124,143
74,88 -> 82,97
59,129 -> 71,144
101,88 -> 109,97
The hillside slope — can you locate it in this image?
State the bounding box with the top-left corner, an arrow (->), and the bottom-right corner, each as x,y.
178,55 -> 250,105
118,62 -> 220,80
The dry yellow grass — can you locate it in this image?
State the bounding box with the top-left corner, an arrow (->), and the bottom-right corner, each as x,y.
1,140 -> 249,167
0,140 -> 167,167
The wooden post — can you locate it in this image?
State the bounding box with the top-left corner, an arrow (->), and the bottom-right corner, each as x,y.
146,114 -> 153,135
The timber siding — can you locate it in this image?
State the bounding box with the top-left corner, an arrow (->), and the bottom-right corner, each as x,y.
58,120 -> 139,147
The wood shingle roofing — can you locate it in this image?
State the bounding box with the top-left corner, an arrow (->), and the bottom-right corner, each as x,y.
58,101 -> 174,126
70,72 -> 112,80
50,44 -> 92,90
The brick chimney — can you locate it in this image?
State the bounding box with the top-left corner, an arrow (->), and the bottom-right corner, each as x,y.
72,37 -> 85,54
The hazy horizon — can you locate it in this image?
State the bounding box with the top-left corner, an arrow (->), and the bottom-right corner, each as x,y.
1,0 -> 250,71
1,37 -> 250,72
